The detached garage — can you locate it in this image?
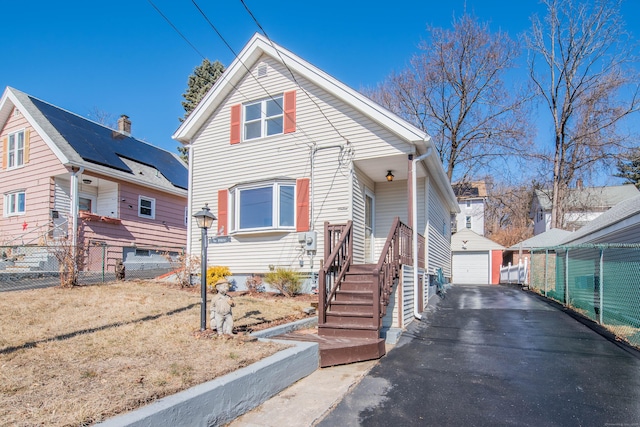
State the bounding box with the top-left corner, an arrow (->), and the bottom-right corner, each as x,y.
451,229 -> 505,285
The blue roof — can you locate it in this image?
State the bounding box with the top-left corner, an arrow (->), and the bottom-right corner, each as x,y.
28,95 -> 188,190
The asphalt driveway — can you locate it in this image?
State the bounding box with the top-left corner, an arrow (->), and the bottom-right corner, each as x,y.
319,283 -> 640,426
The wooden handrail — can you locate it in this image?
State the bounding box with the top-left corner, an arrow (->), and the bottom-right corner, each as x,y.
318,221 -> 353,325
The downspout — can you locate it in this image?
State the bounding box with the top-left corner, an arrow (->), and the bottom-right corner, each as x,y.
69,166 -> 84,260
412,143 -> 432,320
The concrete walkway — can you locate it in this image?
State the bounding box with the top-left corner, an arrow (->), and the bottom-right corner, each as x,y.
318,284 -> 640,426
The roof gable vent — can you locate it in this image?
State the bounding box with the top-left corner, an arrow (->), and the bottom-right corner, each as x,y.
257,63 -> 268,78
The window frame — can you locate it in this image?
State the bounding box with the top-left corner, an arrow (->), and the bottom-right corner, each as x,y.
4,190 -> 26,216
138,195 -> 156,219
243,95 -> 284,141
465,215 -> 472,229
7,129 -> 25,169
229,180 -> 296,233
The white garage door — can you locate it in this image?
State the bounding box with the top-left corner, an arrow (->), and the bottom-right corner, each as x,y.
452,252 -> 489,285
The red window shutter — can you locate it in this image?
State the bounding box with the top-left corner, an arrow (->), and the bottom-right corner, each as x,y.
217,189 -> 228,235
296,178 -> 310,232
230,104 -> 241,144
283,90 -> 296,134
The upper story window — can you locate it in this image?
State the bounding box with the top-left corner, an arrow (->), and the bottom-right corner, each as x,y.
4,191 -> 25,216
138,196 -> 155,219
465,200 -> 471,209
537,209 -> 543,222
244,96 -> 284,141
230,181 -> 295,232
7,130 -> 25,169
465,215 -> 472,229
230,91 -> 296,144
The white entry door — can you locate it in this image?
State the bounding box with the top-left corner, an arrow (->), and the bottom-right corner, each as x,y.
365,190 -> 375,263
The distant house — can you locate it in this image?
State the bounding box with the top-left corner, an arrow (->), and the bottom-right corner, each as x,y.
0,87 -> 188,272
561,194 -> 640,245
451,229 -> 504,285
530,185 -> 639,235
173,33 -> 459,365
452,181 -> 487,235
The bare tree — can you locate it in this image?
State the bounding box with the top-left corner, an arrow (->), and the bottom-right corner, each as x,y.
485,181 -> 534,247
365,13 -> 531,182
526,0 -> 640,229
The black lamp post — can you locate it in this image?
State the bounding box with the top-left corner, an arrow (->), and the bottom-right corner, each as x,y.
193,204 -> 216,331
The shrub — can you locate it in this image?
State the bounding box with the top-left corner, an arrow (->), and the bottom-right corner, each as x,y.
206,265 -> 232,290
264,267 -> 303,297
245,274 -> 264,294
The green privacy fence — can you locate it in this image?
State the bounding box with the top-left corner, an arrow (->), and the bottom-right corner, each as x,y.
529,244 -> 640,348
0,243 -> 185,292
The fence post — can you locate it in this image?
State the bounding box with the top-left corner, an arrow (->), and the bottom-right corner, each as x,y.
599,248 -> 604,325
102,245 -> 106,283
523,257 -> 528,285
565,249 -> 570,306
544,249 -> 548,297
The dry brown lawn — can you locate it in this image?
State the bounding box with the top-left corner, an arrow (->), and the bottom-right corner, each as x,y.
0,280 -> 315,426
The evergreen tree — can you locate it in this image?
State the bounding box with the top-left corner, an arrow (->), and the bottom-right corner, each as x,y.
178,59 -> 226,163
615,148 -> 640,189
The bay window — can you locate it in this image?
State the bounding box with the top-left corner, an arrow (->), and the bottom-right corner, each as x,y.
230,181 -> 295,232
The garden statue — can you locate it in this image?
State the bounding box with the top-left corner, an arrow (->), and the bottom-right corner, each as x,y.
211,279 -> 235,335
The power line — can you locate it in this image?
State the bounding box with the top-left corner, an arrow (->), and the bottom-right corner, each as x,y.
237,0 -> 350,145
191,0 -> 315,150
146,0 -> 207,60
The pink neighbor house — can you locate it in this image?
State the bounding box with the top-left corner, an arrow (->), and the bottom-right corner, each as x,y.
0,87 -> 188,273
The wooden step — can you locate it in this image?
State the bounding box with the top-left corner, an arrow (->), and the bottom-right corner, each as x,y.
329,300 -> 374,314
318,323 -> 380,339
334,289 -> 373,302
274,331 -> 386,367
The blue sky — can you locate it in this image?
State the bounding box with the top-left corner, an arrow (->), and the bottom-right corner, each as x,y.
2,0 -> 639,160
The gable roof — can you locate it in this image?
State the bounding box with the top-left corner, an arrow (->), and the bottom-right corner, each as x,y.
0,87 -> 188,193
172,33 -> 458,211
451,229 -> 505,252
561,194 -> 640,245
533,185 -> 639,212
508,228 -> 573,250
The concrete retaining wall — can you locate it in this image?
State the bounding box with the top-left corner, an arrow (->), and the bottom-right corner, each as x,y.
96,318 -> 319,427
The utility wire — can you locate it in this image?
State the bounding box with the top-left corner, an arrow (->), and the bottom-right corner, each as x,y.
146,0 -> 207,60
191,0 -> 315,149
238,0 -> 350,145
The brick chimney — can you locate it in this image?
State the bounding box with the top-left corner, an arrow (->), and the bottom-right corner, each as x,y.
117,115 -> 131,135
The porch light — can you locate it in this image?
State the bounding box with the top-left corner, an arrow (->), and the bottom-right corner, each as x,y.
193,204 -> 217,331
386,170 -> 394,182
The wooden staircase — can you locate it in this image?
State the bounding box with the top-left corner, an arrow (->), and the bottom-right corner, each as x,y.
317,263 -> 386,367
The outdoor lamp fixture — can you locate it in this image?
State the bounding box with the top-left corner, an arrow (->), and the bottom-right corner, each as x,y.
193,204 -> 217,331
386,170 -> 394,182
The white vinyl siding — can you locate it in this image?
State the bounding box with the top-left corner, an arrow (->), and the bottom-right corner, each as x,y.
428,179 -> 452,278
189,55 -> 420,274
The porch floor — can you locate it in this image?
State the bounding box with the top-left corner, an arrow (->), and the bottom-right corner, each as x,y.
274,328 -> 386,367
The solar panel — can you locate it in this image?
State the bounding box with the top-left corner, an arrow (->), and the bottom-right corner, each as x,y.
29,96 -> 188,190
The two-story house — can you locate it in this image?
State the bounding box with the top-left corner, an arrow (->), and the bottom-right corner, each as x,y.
173,33 -> 459,366
0,87 -> 188,274
452,181 -> 487,235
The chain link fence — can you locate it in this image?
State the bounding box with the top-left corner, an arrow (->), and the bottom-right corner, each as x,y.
0,243 -> 186,292
529,244 -> 640,348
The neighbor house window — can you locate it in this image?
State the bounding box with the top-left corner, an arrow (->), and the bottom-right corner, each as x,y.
7,130 -> 25,169
138,196 -> 155,219
230,181 -> 295,231
4,191 -> 25,216
465,216 -> 472,229
243,96 -> 284,140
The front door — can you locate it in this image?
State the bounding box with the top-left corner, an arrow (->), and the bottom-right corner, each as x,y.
365,190 -> 375,263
